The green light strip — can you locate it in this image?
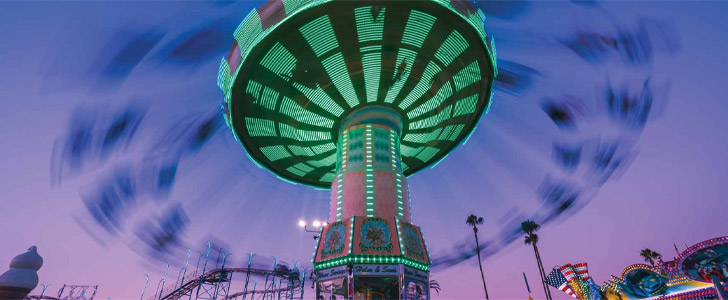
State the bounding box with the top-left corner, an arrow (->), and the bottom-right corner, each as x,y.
407,184 -> 412,220
395,218 -> 404,255
260,145 -> 291,162
322,53 -> 360,108
260,42 -> 297,80
365,125 -> 374,217
416,147 -> 440,162
437,125 -> 454,141
286,165 -> 307,176
452,61 -> 480,92
409,104 -> 452,131
217,58 -> 231,99
360,46 -> 382,103
398,61 -> 441,110
245,80 -> 279,111
447,124 -> 465,141
348,216 -> 355,254
320,173 -> 334,183
314,255 -> 429,272
292,162 -> 314,173
490,37 -> 498,77
391,130 -> 404,218
354,6 -> 385,43
293,82 -> 344,117
260,86 -> 279,111
434,30 -> 468,66
311,143 -> 336,155
307,159 -> 324,168
320,152 -> 337,165
245,117 -> 276,137
336,131 -> 348,220
279,123 -> 330,141
400,144 -> 420,157
401,10 -> 436,48
403,128 -> 442,144
383,48 -> 416,103
288,145 -> 314,156
233,9 -> 262,52
453,94 -> 479,117
280,97 -> 334,128
299,15 -> 338,57
245,80 -> 262,102
486,90 -> 495,114
407,83 -> 453,119
282,0 -> 306,15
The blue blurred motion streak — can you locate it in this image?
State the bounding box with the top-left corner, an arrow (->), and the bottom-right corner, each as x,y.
81,167 -> 138,236
552,142 -> 582,172
495,59 -> 539,96
542,99 -> 577,130
562,17 -> 680,66
92,29 -> 165,91
138,154 -> 180,199
603,77 -> 668,131
132,204 -> 190,263
475,0 -> 530,20
50,107 -> 97,186
157,21 -> 234,67
100,105 -> 147,159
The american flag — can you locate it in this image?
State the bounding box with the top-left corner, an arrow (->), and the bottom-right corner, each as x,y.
546,268 -> 577,298
573,262 -> 590,280
560,264 -> 578,282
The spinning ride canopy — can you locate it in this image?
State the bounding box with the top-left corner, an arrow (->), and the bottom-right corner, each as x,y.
677,236 -> 728,283
219,0 -> 497,188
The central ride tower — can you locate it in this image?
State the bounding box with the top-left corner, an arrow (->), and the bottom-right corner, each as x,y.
218,1 -> 497,298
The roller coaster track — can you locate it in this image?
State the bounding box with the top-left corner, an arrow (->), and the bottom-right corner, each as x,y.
150,267 -> 303,300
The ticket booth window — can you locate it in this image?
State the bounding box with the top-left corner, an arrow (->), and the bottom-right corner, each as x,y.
353,276 -> 400,300
316,277 -> 349,300
405,280 -> 428,300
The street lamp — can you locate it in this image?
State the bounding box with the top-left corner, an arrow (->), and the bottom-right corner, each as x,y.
297,219 -> 327,239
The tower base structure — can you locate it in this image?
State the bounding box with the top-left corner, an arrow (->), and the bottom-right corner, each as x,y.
313,107 -> 431,299
313,216 -> 430,300
315,262 -> 430,300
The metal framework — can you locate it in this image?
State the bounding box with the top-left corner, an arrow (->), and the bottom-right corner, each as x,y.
149,267 -> 305,300
149,252 -> 306,300
56,285 -> 98,300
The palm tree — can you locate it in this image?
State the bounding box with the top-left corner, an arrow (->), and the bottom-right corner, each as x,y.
466,214 -> 490,300
639,248 -> 662,266
521,220 -> 552,300
429,279 -> 441,296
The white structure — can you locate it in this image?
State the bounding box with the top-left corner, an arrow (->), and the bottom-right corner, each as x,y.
0,246 -> 43,299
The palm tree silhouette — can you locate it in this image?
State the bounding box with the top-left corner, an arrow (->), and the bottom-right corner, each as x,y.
429,279 -> 441,296
466,214 -> 490,300
639,248 -> 662,266
522,220 -> 552,300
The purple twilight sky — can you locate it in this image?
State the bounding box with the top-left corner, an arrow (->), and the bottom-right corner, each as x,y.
0,1 -> 727,299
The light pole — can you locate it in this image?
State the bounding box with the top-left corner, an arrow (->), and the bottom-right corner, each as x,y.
296,219 -> 328,240
141,274 -> 149,300
39,284 -> 51,298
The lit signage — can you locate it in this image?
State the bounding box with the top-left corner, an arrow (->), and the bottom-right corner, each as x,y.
353,264 -> 399,276
316,265 -> 349,281
404,266 -> 429,282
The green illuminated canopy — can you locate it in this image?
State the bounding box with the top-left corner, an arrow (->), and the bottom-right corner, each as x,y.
219,0 -> 497,187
